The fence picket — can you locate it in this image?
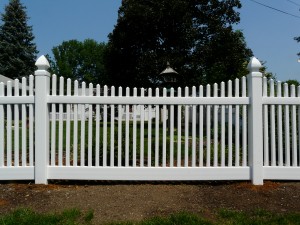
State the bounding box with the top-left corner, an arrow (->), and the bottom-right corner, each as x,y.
21,78 -> 27,166
148,88 -> 153,167
7,81 -> 12,167
51,75 -> 57,166
277,81 -> 283,166
291,85 -> 297,167
103,85 -> 108,167
235,78 -> 240,167
206,84 -> 211,167
199,85 -> 204,167
66,79 -> 71,166
221,82 -> 226,167
170,88 -> 174,167
213,83 -> 218,167
14,79 -> 20,166
95,85 -> 100,167
80,82 -> 86,166
284,83 -> 290,166
110,86 -> 115,167
58,77 -> 64,166
133,88 -> 137,167
192,86 -> 196,167
263,77 -> 269,166
184,87 -> 189,167
242,77 -> 247,166
73,80 -> 78,166
125,87 -> 130,167
29,75 -> 34,166
270,79 -> 276,166
177,87 -> 182,167
228,80 -> 233,167
155,88 -> 160,167
118,87 -> 122,167
163,88 -> 167,167
88,83 -> 93,167
140,88 -> 145,167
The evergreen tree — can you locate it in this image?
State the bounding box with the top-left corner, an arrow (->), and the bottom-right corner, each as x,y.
105,0 -> 252,88
0,0 -> 38,79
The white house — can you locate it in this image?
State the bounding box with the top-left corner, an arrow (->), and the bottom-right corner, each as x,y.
0,74 -> 31,91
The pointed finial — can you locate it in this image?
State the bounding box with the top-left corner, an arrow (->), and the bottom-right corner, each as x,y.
35,55 -> 50,71
247,57 -> 262,73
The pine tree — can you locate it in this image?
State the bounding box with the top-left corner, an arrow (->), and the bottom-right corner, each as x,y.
0,0 -> 38,79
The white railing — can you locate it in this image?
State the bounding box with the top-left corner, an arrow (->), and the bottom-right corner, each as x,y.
0,56 -> 299,184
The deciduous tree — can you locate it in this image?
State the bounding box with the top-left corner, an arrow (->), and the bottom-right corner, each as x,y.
50,39 -> 107,85
284,79 -> 299,86
105,0 -> 252,88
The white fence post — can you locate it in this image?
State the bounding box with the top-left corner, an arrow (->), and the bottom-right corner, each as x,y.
247,57 -> 263,185
34,55 -> 50,184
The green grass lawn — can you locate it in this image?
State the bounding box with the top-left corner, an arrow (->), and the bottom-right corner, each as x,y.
49,120 -> 243,166
1,209 -> 299,225
0,208 -> 93,225
7,120 -> 244,166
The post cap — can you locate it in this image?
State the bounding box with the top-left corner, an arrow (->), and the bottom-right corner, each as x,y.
247,57 -> 262,73
35,55 -> 50,71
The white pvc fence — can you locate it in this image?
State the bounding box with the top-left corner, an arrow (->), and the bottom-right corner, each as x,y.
48,76 -> 247,169
262,78 -> 300,179
0,76 -> 35,179
0,55 -> 299,184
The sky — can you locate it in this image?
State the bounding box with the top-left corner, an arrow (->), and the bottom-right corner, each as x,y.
0,0 -> 300,82
236,0 -> 300,82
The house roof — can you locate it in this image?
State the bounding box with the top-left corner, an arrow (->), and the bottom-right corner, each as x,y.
0,74 -> 30,90
0,74 -> 14,84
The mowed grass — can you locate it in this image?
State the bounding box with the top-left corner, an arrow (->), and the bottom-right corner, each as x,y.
50,120 -> 244,166
8,119 -> 244,166
1,209 -> 300,225
0,208 -> 93,225
109,210 -> 300,225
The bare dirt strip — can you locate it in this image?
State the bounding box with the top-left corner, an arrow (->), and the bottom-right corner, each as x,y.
0,181 -> 299,223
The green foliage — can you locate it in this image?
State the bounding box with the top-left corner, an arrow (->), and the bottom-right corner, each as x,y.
284,79 -> 300,87
138,213 -> 213,225
259,61 -> 276,81
108,210 -> 300,225
0,0 -> 38,79
49,119 -> 245,167
83,209 -> 94,223
1,208 -> 300,225
0,208 -> 93,225
105,0 -> 252,88
218,209 -> 300,225
49,39 -> 108,85
294,36 -> 300,57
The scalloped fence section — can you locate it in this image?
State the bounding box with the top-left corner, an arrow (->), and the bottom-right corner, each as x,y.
0,56 -> 299,185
